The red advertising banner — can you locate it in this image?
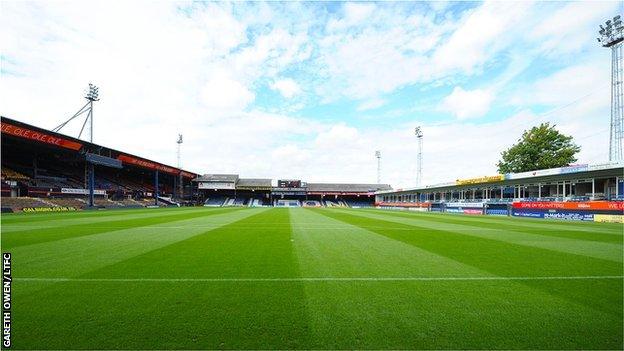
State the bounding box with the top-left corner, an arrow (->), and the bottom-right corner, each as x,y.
512,201 -> 624,211
117,154 -> 178,175
1,122 -> 82,151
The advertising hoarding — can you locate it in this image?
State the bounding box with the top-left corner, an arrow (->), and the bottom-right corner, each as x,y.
198,182 -> 235,190
444,202 -> 484,208
117,154 -> 178,175
456,175 -> 504,185
512,201 -> 624,211
486,209 -> 509,215
61,188 -> 106,195
512,210 -> 594,221
594,214 -> 624,223
1,122 -> 82,150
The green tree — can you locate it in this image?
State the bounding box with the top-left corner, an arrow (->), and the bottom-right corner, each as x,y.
496,123 -> 581,174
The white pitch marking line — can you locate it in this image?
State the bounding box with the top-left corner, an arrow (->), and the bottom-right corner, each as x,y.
15,276 -> 624,283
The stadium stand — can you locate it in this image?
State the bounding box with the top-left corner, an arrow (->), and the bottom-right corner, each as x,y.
1,167 -> 30,181
232,198 -> 248,206
375,162 -> 624,221
236,178 -> 272,190
324,200 -> 344,207
204,196 -> 227,207
302,200 -> 322,207
342,199 -> 375,208
1,197 -> 51,211
276,199 -> 300,207
1,116 -> 198,212
48,197 -> 88,208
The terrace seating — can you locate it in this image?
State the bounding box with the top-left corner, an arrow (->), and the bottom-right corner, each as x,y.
48,197 -> 87,208
276,199 -> 300,207
249,199 -> 266,207
324,200 -> 343,207
118,198 -> 145,207
204,197 -> 226,207
1,197 -> 50,211
1,168 -> 30,181
342,199 -> 374,208
232,198 -> 247,206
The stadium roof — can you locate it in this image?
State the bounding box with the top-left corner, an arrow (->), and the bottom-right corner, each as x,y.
237,178 -> 272,188
193,174 -> 239,182
0,116 -> 198,178
307,183 -> 392,193
377,162 -> 624,195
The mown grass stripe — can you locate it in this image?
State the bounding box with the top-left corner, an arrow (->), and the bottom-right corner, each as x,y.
1,206 -> 206,226
289,207 -> 489,278
365,208 -> 623,243
15,275 -> 623,282
9,208 -> 264,282
2,207 -> 242,248
363,208 -> 623,235
345,209 -> 623,262
1,207 -> 228,234
16,208 -> 313,350
3,207 -> 623,349
316,209 -> 623,316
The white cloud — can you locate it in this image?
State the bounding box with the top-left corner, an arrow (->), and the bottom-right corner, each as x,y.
0,1 -> 615,189
357,98 -> 387,111
431,1 -> 533,76
530,1 -> 619,55
314,1 -> 536,102
270,78 -> 302,98
442,87 -> 493,119
326,2 -> 376,31
201,74 -> 255,110
315,124 -> 359,148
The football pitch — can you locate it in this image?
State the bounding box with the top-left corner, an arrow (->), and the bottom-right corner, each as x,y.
2,207 -> 623,350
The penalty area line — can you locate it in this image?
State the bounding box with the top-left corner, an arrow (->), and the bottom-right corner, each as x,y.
14,276 -> 624,283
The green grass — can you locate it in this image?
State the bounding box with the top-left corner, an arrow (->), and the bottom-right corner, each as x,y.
2,207 -> 622,350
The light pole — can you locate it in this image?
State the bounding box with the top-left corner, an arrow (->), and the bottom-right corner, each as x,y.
53,83 -> 99,143
375,150 -> 381,184
52,83 -> 99,207
415,127 -> 423,186
85,83 -> 99,143
598,15 -> 624,161
177,134 -> 183,200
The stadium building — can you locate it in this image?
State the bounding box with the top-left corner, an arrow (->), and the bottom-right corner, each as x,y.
1,115 -> 622,221
1,116 -> 198,212
0,116 -> 391,212
375,162 -> 624,222
194,175 -> 390,207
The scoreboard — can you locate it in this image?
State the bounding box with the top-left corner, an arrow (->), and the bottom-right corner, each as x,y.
278,179 -> 302,188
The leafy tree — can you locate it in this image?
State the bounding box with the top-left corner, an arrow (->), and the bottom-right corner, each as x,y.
496,123 -> 580,173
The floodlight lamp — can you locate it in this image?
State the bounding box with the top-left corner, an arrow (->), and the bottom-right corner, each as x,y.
414,126 -> 423,137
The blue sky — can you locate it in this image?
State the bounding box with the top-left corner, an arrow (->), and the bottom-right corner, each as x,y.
0,1 -> 621,187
